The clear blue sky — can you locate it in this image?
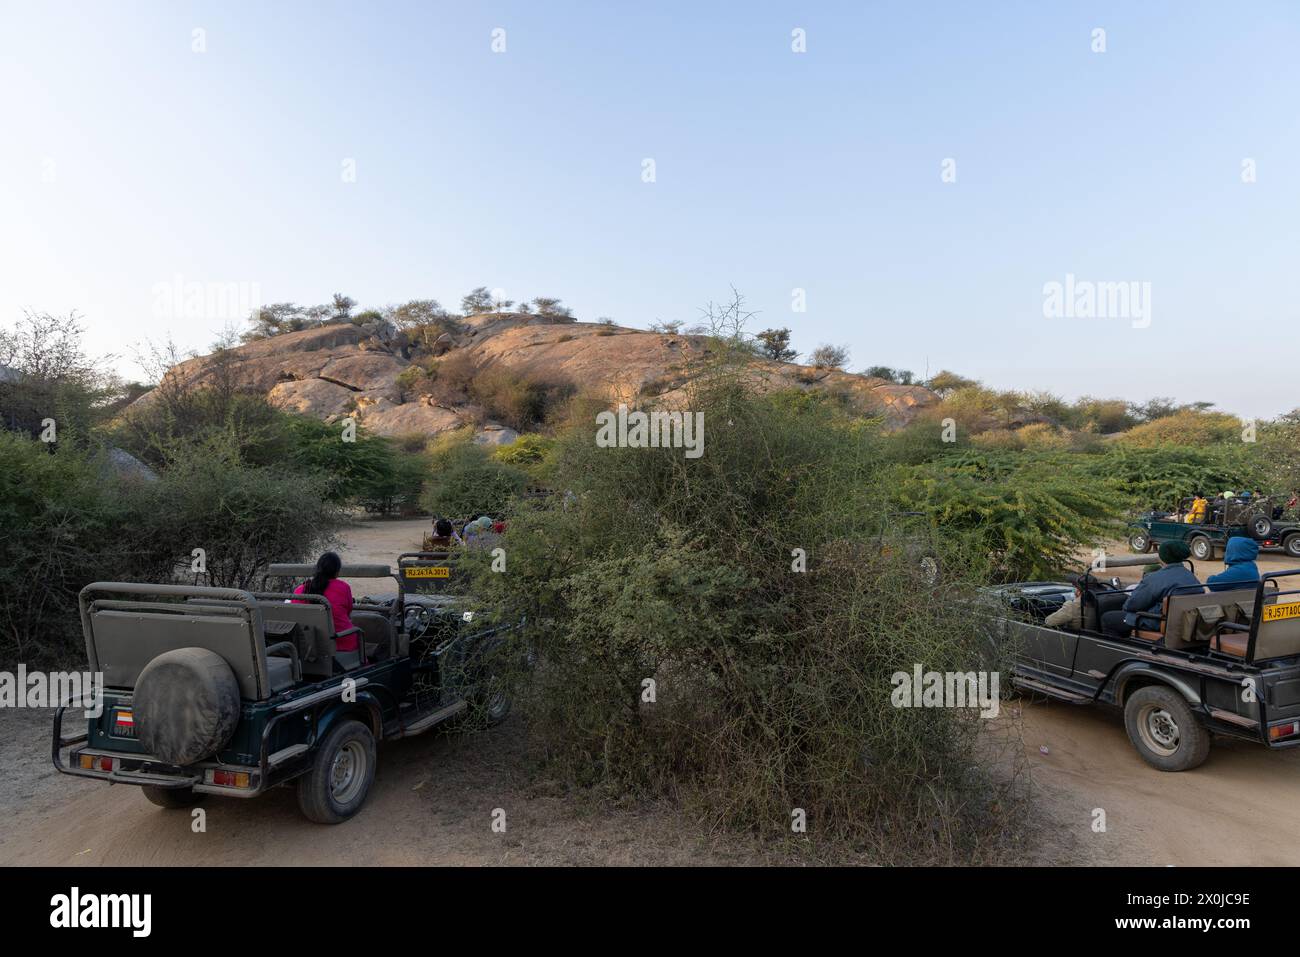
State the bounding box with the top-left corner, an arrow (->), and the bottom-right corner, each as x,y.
2,1 -> 1297,418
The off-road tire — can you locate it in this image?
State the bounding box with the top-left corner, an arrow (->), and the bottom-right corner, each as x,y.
1250,515 -> 1274,540
142,785 -> 205,809
134,647 -> 240,767
1123,685 -> 1210,772
1128,531 -> 1151,553
1285,534 -> 1300,559
1188,536 -> 1213,562
296,719 -> 376,824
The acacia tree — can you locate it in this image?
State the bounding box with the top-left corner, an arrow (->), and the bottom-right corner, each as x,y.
331,293 -> 356,321
811,344 -> 849,370
531,297 -> 574,321
755,328 -> 797,362
461,287 -> 494,314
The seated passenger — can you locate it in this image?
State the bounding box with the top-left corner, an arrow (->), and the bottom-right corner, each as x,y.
1186,492 -> 1208,525
293,551 -> 357,651
427,517 -> 463,549
1045,578 -> 1085,630
1100,542 -> 1200,638
1207,536 -> 1261,592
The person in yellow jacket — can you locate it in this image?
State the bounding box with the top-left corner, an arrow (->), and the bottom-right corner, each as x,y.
1185,492 -> 1208,524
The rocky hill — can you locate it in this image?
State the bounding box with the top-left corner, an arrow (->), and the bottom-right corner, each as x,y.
137,314 -> 938,442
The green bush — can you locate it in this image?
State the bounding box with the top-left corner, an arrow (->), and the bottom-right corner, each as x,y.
472,381 -> 1023,859
1118,409 -> 1243,447
278,415 -> 423,512
0,433 -> 131,665
492,433 -> 554,469
126,445 -> 343,588
1080,444 -> 1264,511
0,433 -> 342,667
419,432 -> 527,518
891,450 -> 1119,579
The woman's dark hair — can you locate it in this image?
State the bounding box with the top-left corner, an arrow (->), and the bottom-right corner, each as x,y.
304,551 -> 342,595
434,518 -> 453,537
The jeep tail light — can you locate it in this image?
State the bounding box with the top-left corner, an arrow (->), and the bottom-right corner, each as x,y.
81,755 -> 114,771
78,753 -> 92,770
205,769 -> 251,788
1269,722 -> 1300,740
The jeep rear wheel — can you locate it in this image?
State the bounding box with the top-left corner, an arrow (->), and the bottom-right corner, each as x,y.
1128,532 -> 1151,553
296,719 -> 376,824
1250,515 -> 1274,539
1189,536 -> 1213,561
1286,535 -> 1300,558
1123,686 -> 1210,772
142,785 -> 205,809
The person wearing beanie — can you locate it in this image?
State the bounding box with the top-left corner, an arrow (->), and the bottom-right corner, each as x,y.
1101,540 -> 1201,638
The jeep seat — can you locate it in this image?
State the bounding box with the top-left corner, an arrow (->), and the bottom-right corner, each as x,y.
1211,631 -> 1250,657
266,655 -> 296,692
351,610 -> 395,663
1211,591 -> 1299,660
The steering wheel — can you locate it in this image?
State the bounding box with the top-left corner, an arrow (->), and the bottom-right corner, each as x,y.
403,603 -> 432,638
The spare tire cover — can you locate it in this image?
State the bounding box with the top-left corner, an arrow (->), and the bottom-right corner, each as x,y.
134,647 -> 240,766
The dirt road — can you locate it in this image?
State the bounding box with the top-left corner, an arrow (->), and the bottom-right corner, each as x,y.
2,521 -> 1297,865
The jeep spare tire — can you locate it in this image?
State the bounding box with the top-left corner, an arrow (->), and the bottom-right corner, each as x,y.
1250,515 -> 1273,540
134,647 -> 240,766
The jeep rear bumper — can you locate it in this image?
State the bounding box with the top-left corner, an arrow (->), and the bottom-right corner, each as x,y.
52,704 -> 267,797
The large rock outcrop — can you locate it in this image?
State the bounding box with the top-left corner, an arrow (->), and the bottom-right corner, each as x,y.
130,315 -> 938,438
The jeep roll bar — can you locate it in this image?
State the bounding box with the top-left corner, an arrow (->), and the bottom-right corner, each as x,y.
78,582 -> 262,650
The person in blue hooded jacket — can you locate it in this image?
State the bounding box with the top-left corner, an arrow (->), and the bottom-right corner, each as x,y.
1101,541 -> 1201,637
1206,536 -> 1261,592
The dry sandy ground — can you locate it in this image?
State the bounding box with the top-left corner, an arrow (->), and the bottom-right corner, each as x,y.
2,521 -> 1298,866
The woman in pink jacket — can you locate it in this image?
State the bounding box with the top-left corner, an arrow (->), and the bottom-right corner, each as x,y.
293,552 -> 357,652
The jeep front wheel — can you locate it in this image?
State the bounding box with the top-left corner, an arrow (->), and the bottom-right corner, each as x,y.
296,719 -> 376,824
1123,686 -> 1210,772
1188,536 -> 1213,561
1284,534 -> 1300,558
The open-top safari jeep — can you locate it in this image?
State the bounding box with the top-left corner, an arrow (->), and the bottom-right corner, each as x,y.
52,558 -> 512,823
986,556 -> 1300,770
1128,496 -> 1300,559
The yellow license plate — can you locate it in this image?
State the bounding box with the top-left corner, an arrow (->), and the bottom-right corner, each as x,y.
1263,601 -> 1300,623
404,566 -> 450,579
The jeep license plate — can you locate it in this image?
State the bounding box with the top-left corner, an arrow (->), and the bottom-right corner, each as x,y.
1263,601 -> 1300,623
405,566 -> 451,579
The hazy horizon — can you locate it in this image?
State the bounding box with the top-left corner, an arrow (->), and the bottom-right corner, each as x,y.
3,1 -> 1297,419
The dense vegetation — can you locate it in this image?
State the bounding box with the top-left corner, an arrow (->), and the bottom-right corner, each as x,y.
467,376 -> 1024,861
0,314 -> 424,667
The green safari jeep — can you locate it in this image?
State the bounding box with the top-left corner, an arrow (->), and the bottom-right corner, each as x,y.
52,559 -> 512,823
1127,506 -> 1300,561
